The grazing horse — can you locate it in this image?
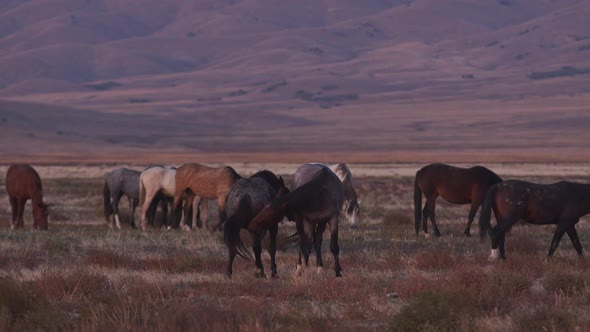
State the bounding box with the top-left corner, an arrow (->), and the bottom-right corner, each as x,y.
479,180 -> 590,260
172,163 -> 241,231
223,170 -> 287,277
249,163 -> 344,277
103,168 -> 141,229
329,163 -> 361,228
5,164 -> 49,230
414,163 -> 502,237
139,165 -> 182,230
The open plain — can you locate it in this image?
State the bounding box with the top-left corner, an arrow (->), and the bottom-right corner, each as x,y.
1,163 -> 589,331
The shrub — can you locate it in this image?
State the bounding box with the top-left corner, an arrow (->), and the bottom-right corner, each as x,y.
543,270 -> 586,296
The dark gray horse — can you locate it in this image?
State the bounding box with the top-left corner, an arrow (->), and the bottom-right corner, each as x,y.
249,163 -> 345,277
103,168 -> 141,229
223,170 -> 287,278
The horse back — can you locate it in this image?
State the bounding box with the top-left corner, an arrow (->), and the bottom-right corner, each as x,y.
5,164 -> 43,199
176,163 -> 240,198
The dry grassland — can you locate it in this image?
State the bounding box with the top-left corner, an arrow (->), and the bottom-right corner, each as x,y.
0,164 -> 589,331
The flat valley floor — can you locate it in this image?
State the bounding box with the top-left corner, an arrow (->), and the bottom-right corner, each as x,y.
0,163 -> 589,331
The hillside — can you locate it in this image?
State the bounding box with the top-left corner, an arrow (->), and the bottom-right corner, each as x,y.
1,0 -> 590,160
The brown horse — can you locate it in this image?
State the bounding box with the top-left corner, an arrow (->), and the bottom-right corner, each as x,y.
5,164 -> 50,230
480,180 -> 590,260
249,164 -> 344,277
414,163 -> 502,237
172,163 -> 241,231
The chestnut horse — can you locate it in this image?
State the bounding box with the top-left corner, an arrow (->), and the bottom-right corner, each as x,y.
5,164 -> 49,230
480,180 -> 590,260
414,163 -> 502,237
223,170 -> 287,278
249,163 -> 344,277
172,163 -> 241,231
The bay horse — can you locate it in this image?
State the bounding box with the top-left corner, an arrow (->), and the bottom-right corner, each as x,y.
5,164 -> 50,230
103,168 -> 141,229
223,170 -> 287,278
139,165 -> 182,230
414,163 -> 502,237
329,163 -> 361,228
248,163 -> 344,277
479,180 -> 590,260
172,163 -> 241,231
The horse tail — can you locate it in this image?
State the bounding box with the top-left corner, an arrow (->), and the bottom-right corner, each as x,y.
414,174 -> 422,235
103,181 -> 113,223
479,184 -> 498,240
224,194 -> 254,262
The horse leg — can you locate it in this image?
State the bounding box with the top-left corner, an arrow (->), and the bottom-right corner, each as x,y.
269,223 -> 279,278
464,202 -> 479,237
111,192 -> 123,230
170,195 -> 183,230
9,196 -> 17,230
421,203 -> 429,235
295,217 -> 305,274
181,193 -> 195,231
251,232 -> 265,278
548,222 -> 574,257
497,231 -> 507,260
314,221 -> 328,272
302,220 -> 315,269
329,216 -> 342,277
227,244 -> 237,278
17,198 -> 26,229
193,197 -> 204,229
426,198 -> 441,237
566,225 -> 583,256
140,192 -> 157,231
129,198 -> 138,229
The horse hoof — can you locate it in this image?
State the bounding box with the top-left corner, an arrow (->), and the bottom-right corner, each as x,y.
464,232 -> 471,237
316,267 -> 323,274
296,264 -> 302,275
254,271 -> 266,279
350,224 -> 358,230
423,232 -> 430,239
488,249 -> 499,261
335,272 -> 342,278
271,272 -> 279,279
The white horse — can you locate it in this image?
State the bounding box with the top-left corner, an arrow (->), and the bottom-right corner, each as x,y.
139,165 -> 186,230
328,163 -> 361,228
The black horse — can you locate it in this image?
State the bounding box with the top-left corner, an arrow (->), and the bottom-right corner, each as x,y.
223,170 -> 287,278
480,180 -> 590,259
414,163 -> 502,237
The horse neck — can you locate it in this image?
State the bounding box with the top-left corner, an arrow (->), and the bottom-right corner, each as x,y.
31,191 -> 45,208
342,178 -> 357,202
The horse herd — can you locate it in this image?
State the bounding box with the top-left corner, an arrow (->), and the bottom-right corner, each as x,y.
4,162 -> 590,278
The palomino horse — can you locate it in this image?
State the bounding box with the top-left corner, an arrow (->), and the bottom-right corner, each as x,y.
103,168 -> 140,229
414,163 -> 502,237
172,163 -> 241,231
223,170 -> 287,277
329,163 -> 360,228
249,163 -> 344,277
5,164 -> 50,230
480,180 -> 590,260
139,165 -> 182,230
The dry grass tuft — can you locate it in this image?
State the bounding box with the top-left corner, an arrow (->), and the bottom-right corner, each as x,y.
414,249 -> 455,270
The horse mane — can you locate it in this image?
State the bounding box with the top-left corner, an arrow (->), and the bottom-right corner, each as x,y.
472,165 -> 503,184
225,166 -> 242,182
251,170 -> 284,192
333,163 -> 352,182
